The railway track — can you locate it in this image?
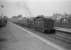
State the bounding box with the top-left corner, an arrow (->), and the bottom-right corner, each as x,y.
46,30 -> 71,46
53,27 -> 71,43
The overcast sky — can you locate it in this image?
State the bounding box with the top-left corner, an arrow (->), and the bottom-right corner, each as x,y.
0,0 -> 71,17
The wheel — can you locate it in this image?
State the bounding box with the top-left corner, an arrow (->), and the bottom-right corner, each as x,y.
44,30 -> 50,33
50,29 -> 56,33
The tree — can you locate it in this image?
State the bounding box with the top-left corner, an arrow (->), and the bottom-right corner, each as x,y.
17,14 -> 22,18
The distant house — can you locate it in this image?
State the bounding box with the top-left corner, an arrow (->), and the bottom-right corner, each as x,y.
61,17 -> 68,24
52,13 -> 63,20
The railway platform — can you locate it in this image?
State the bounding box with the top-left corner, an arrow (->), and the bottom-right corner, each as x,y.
55,27 -> 71,33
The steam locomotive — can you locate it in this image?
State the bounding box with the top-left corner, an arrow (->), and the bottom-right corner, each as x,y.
31,17 -> 55,33
17,16 -> 55,33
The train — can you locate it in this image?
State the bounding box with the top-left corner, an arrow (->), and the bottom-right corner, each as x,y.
17,16 -> 55,33
0,16 -> 8,28
31,17 -> 55,33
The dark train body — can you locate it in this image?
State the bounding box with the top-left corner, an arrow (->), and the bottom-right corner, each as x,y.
17,16 -> 55,33
0,16 -> 8,28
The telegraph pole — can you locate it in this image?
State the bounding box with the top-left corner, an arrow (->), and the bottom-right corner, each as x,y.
23,1 -> 33,18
